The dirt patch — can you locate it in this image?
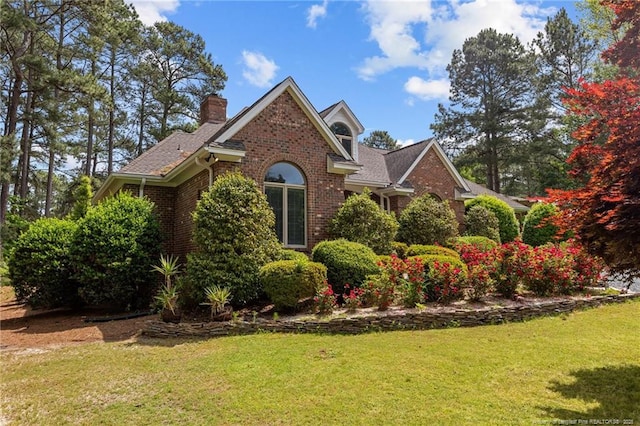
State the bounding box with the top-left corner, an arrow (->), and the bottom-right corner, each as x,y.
0,287 -> 155,351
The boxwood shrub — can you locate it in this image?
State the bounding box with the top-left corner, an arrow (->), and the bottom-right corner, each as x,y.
71,192 -> 162,310
278,249 -> 309,263
71,192 -> 161,309
329,189 -> 399,254
8,218 -> 79,309
447,236 -> 499,252
464,204 -> 501,243
311,239 -> 379,295
259,260 -> 327,310
465,195 -> 519,243
522,202 -> 562,247
397,195 -> 459,245
406,244 -> 460,259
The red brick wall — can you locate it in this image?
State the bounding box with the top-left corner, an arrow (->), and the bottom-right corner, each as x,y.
173,170 -> 210,258
211,90 -> 345,251
121,184 -> 177,255
391,148 -> 465,228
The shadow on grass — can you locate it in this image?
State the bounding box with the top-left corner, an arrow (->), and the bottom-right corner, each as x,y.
541,364 -> 640,420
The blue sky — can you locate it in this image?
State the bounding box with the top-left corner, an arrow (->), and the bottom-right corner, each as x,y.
130,0 -> 580,146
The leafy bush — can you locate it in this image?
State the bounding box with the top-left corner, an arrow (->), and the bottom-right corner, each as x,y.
259,260 -> 327,310
183,172 -> 281,307
522,202 -> 562,247
465,195 -> 519,243
408,254 -> 467,303
455,242 -> 498,301
448,236 -> 499,252
329,189 -> 399,254
391,242 -> 409,259
406,244 -> 460,259
311,239 -> 379,295
464,205 -> 501,243
278,249 -> 309,262
71,192 -> 162,310
314,284 -> 337,315
397,195 -> 459,246
8,218 -> 79,309
491,240 -> 532,298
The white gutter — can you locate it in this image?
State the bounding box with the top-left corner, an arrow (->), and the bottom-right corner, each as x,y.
195,155 -> 218,187
139,177 -> 146,197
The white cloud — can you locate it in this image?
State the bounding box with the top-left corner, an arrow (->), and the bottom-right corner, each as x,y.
356,0 -> 433,81
404,76 -> 450,101
397,138 -> 417,147
241,51 -> 279,88
129,0 -> 180,26
357,0 -> 551,84
307,0 -> 329,29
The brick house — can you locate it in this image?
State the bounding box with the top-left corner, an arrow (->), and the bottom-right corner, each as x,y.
96,76 -> 498,257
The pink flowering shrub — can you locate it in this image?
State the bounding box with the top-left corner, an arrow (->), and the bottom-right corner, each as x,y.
456,243 -> 497,301
314,283 -> 337,315
426,258 -> 467,303
342,284 -> 364,312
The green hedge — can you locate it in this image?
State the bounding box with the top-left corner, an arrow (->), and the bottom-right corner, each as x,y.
464,204 -> 501,243
311,239 -> 379,295
447,236 -> 499,252
259,260 -> 327,310
397,195 -> 459,245
184,172 -> 281,307
71,192 -> 162,310
465,195 -> 519,243
330,189 -> 399,254
522,202 -> 562,247
8,218 -> 79,309
406,244 -> 460,259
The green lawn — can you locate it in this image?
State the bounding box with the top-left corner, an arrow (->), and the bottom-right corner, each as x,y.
2,301 -> 639,425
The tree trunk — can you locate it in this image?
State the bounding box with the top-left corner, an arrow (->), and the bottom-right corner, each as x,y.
107,47 -> 116,174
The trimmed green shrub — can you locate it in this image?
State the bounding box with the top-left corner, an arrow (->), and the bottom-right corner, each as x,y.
183,172 -> 281,307
522,202 -> 562,247
406,244 -> 460,259
278,249 -> 309,263
391,241 -> 409,259
330,189 -> 399,254
8,218 -> 79,309
259,260 -> 327,310
465,195 -> 519,243
408,254 -> 468,276
311,239 -> 379,295
71,192 -> 162,310
448,236 -> 499,252
397,195 -> 459,245
464,204 -> 501,243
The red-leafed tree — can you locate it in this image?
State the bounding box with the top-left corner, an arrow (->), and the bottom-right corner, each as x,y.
547,0 -> 640,276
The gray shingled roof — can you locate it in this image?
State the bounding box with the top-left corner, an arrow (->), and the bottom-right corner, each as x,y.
384,139 -> 432,183
348,145 -> 391,184
464,179 -> 530,212
119,122 -> 225,176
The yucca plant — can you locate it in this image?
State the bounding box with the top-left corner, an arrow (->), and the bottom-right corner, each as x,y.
203,285 -> 232,319
152,255 -> 181,316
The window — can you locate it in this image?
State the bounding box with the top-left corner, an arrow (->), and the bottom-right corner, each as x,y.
265,162 -> 306,247
330,122 -> 353,156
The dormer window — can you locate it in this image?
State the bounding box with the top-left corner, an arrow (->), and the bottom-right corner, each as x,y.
330,122 -> 353,157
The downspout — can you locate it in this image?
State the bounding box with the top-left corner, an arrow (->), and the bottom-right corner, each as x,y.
195,156 -> 218,187
139,177 -> 146,197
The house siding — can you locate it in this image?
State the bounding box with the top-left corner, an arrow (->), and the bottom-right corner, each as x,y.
212,90 -> 345,251
394,148 -> 465,228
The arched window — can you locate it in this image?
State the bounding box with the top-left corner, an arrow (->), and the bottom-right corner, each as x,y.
330,122 -> 353,156
264,162 -> 306,247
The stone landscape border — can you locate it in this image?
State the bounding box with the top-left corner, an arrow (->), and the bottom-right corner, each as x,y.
142,293 -> 640,339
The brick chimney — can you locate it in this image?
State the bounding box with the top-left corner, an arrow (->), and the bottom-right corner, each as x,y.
200,94 -> 227,125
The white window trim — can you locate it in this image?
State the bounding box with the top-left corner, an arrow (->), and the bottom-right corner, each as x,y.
264,181 -> 307,249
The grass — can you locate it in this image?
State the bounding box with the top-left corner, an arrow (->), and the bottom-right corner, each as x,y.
1,300 -> 639,425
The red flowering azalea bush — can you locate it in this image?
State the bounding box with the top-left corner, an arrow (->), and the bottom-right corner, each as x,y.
523,244 -> 575,296
564,241 -> 605,290
366,254 -> 426,309
426,259 -> 468,303
491,240 -> 533,298
342,284 -> 364,312
456,243 -> 497,301
314,283 -> 337,315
